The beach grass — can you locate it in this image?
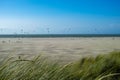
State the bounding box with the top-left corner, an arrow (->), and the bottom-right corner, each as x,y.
0,51 -> 120,80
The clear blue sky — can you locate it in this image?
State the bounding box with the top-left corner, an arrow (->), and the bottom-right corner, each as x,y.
0,0 -> 120,34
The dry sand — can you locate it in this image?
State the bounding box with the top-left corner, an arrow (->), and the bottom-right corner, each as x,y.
0,37 -> 120,62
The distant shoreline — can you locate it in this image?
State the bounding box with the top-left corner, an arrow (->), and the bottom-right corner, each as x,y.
0,34 -> 120,38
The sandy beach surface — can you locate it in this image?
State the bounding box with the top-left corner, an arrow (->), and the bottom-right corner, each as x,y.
0,37 -> 120,63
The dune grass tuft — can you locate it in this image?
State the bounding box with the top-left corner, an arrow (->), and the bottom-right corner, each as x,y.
0,51 -> 120,80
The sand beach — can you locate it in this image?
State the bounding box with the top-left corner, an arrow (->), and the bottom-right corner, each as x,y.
0,37 -> 120,62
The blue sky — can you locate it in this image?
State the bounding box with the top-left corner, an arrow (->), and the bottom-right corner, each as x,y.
0,0 -> 120,34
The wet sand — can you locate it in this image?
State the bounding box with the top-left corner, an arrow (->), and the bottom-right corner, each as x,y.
0,37 -> 120,62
